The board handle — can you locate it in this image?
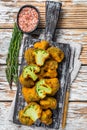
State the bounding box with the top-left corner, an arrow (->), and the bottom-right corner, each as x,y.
44,1 -> 62,41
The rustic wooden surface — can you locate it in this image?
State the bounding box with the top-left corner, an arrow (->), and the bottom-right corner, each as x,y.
0,0 -> 87,130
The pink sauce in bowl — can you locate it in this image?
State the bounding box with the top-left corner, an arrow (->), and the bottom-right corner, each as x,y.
17,5 -> 39,33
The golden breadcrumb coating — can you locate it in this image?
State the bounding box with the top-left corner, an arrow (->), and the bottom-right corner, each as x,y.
47,46 -> 64,62
38,60 -> 58,78
45,78 -> 60,96
24,48 -> 35,64
34,40 -> 49,50
40,109 -> 52,125
19,74 -> 34,87
19,109 -> 34,126
22,87 -> 40,103
40,97 -> 57,109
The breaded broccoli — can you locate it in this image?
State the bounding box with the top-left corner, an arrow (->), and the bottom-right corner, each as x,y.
47,47 -> 64,62
22,65 -> 40,81
24,48 -> 35,64
36,79 -> 52,99
18,102 -> 42,125
43,69 -> 57,78
19,109 -> 34,126
38,60 -> 58,78
23,102 -> 42,121
38,68 -> 57,79
22,87 -> 40,103
34,40 -> 49,50
45,78 -> 60,96
44,59 -> 58,70
19,74 -> 34,87
33,49 -> 49,66
40,97 -> 57,109
40,109 -> 52,125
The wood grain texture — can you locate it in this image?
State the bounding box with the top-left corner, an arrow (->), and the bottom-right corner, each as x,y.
0,29 -> 87,64
0,0 -> 87,28
0,65 -> 16,101
0,65 -> 87,101
0,0 -> 87,129
0,102 -> 87,130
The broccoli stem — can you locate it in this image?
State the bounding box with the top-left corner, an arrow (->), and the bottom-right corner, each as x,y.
24,107 -> 38,121
36,53 -> 44,66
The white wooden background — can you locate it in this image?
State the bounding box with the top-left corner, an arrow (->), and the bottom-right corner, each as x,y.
0,0 -> 87,130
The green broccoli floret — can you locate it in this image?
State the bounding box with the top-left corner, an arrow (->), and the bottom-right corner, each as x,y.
33,49 -> 49,66
36,79 -> 52,99
23,102 -> 42,122
22,65 -> 40,81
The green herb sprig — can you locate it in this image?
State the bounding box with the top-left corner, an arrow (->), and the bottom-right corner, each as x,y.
6,23 -> 23,89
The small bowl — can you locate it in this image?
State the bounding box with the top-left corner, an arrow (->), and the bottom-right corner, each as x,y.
17,5 -> 40,34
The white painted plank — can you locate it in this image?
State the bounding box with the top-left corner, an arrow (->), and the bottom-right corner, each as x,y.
0,0 -> 87,28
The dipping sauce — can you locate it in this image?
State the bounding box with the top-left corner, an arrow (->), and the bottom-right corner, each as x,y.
17,6 -> 39,33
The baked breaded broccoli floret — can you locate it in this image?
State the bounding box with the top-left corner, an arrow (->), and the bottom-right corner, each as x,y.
40,97 -> 57,109
36,79 -> 52,99
47,47 -> 64,62
34,40 -> 49,50
45,78 -> 60,96
19,102 -> 42,125
45,60 -> 58,70
22,65 -> 40,81
24,48 -> 35,64
33,49 -> 49,66
38,60 -> 58,79
40,109 -> 52,125
22,87 -> 40,103
19,110 -> 34,126
19,74 -> 34,87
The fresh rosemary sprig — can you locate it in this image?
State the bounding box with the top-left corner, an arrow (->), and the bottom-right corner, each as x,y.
6,23 -> 23,89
